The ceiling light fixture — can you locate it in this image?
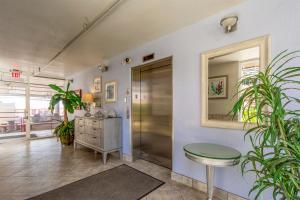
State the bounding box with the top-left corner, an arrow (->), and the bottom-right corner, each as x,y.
220,16 -> 238,33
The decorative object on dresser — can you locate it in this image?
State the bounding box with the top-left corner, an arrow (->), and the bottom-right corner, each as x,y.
82,93 -> 94,117
74,117 -> 122,164
105,81 -> 117,103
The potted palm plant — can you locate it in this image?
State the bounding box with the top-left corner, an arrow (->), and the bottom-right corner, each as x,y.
49,82 -> 84,145
231,50 -> 300,199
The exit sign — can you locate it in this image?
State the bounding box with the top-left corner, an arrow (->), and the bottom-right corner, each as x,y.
11,70 -> 21,78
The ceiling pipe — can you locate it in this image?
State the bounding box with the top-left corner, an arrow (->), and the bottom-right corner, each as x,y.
0,79 -> 63,87
33,0 -> 124,76
33,75 -> 66,81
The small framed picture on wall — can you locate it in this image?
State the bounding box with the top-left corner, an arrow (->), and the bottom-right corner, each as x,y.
105,81 -> 117,103
208,75 -> 228,99
93,76 -> 102,93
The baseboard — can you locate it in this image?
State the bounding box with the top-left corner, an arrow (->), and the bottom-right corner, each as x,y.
122,154 -> 133,162
171,171 -> 247,200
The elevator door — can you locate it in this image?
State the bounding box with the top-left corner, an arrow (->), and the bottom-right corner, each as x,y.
132,57 -> 172,169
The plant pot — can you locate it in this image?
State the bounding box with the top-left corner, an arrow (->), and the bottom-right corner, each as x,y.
59,135 -> 74,146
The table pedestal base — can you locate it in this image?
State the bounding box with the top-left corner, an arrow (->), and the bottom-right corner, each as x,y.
206,165 -> 214,200
183,144 -> 241,200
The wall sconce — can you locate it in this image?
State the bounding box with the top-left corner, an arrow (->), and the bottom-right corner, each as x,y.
98,64 -> 108,72
220,16 -> 238,33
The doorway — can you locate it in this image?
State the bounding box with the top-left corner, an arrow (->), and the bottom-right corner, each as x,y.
132,57 -> 172,169
0,71 -> 64,141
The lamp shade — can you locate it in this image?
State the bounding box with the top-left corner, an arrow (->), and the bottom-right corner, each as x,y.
82,93 -> 94,103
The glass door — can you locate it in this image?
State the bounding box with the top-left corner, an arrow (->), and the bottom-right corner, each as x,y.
0,69 -> 65,141
29,76 -> 64,139
0,80 -> 28,140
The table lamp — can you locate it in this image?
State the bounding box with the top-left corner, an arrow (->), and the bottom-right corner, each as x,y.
82,93 -> 94,117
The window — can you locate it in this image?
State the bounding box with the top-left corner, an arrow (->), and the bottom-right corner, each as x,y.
239,59 -> 260,122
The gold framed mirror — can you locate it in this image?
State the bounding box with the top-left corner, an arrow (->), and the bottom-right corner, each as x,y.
201,36 -> 270,129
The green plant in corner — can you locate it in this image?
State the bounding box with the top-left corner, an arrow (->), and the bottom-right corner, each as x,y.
48,82 -> 85,145
231,50 -> 300,200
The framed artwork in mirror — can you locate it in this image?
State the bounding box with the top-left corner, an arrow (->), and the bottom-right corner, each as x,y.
208,75 -> 228,99
93,76 -> 102,93
200,35 -> 270,130
105,81 -> 117,103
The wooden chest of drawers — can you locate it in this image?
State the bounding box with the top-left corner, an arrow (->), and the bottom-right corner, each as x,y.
74,117 -> 122,164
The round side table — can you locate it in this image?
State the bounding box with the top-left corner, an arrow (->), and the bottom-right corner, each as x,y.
183,143 -> 241,200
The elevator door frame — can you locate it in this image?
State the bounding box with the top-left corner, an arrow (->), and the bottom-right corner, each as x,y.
131,56 -> 173,169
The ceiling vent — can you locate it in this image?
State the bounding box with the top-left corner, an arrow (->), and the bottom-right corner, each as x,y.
143,53 -> 155,62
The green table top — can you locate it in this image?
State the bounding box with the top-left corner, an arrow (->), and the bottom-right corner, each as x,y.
183,143 -> 241,160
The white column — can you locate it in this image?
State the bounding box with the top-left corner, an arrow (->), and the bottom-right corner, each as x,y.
25,71 -> 30,139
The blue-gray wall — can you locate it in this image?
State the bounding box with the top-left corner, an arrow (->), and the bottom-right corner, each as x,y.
69,0 -> 300,198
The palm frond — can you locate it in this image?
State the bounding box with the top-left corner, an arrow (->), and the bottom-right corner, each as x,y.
232,50 -> 300,200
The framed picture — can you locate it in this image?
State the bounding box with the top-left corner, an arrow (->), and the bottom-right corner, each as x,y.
208,75 -> 228,99
93,76 -> 102,93
105,81 -> 117,103
73,89 -> 82,109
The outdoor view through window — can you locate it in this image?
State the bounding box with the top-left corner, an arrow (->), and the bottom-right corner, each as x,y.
0,74 -> 64,140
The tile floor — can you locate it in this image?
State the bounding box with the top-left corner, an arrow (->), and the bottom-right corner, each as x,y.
0,130 -> 54,140
0,138 -> 217,200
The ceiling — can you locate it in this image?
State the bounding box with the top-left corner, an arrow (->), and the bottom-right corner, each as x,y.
0,0 -> 244,77
209,47 -> 259,65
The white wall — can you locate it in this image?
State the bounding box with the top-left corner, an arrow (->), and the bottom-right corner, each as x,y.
68,67 -> 100,118
208,61 -> 239,116
69,0 -> 300,198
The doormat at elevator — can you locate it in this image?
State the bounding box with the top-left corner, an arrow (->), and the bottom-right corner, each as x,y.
26,164 -> 164,200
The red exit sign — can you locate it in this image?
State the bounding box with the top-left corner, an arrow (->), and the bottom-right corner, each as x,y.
11,70 -> 21,78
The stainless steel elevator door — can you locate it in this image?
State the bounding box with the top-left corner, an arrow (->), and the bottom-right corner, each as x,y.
132,57 -> 172,169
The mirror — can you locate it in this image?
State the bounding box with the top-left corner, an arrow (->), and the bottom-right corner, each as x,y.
201,36 -> 270,129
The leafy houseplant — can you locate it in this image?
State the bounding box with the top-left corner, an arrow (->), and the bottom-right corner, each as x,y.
49,82 -> 84,145
231,50 -> 300,200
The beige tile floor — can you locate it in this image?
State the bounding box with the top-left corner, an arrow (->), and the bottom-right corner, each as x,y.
0,138 -> 217,200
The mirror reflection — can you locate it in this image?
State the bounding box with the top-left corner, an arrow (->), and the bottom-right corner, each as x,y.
207,46 -> 260,122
